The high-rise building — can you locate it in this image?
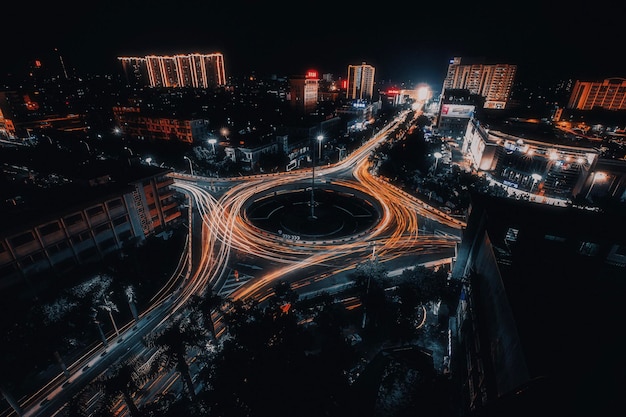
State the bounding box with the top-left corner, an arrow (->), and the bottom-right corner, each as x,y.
442,57 -> 516,109
118,53 -> 226,88
346,62 -> 375,101
119,56 -> 151,86
566,77 -> 626,111
288,69 -> 320,114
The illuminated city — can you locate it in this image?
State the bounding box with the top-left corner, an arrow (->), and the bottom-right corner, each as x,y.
1,2 -> 625,417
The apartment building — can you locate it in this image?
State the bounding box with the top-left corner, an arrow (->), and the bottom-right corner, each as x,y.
118,53 -> 226,88
0,163 -> 182,292
567,78 -> 626,111
112,106 -> 211,143
442,57 -> 516,109
346,62 -> 375,101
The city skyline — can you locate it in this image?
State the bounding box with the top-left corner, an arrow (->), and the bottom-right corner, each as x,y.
3,1 -> 623,87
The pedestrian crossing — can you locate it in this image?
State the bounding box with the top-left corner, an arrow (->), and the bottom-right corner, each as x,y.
218,269 -> 254,296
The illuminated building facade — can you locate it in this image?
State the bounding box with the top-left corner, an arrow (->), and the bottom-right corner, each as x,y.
112,106 -> 210,143
437,89 -> 479,140
566,78 -> 626,111
0,86 -> 89,138
346,62 -> 375,101
0,165 -> 182,291
118,53 -> 226,88
443,57 -> 516,109
462,117 -> 599,200
288,70 -> 320,114
0,108 -> 15,138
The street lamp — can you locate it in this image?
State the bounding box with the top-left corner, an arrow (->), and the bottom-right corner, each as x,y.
433,152 -> 442,172
317,134 -> 323,159
585,171 -> 607,201
309,135 -> 324,220
183,156 -> 194,176
208,138 -> 217,153
530,173 -> 542,193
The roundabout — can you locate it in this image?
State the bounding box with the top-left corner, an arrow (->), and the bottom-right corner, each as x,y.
244,183 -> 381,240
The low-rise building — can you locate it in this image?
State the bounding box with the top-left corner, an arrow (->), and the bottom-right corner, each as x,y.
0,160 -> 182,292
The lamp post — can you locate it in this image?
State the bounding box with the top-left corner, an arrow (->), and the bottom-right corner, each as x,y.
585,172 -> 607,200
208,138 -> 217,153
309,135 -> 324,220
433,151 -> 442,172
317,135 -> 323,159
184,156 -> 194,176
530,173 -> 542,193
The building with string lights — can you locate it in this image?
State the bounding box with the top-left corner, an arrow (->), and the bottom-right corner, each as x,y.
118,53 -> 226,88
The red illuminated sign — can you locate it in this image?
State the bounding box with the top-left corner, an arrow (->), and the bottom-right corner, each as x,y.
305,70 -> 318,79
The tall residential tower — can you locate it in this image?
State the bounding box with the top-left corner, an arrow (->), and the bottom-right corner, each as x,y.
567,78 -> 626,111
346,62 -> 375,101
118,53 -> 226,88
442,57 -> 516,109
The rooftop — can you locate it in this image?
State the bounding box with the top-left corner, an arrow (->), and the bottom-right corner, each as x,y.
0,157 -> 169,236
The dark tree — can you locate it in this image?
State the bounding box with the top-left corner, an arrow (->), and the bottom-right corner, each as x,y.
92,361 -> 143,417
145,316 -> 205,401
187,290 -> 224,341
198,296 -> 351,417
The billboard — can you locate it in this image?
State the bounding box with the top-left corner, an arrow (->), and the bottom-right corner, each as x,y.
306,69 -> 318,79
441,104 -> 474,119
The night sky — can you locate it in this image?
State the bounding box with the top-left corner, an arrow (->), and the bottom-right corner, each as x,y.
3,0 -> 622,88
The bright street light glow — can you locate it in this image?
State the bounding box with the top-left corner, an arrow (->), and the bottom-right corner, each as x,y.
317,135 -> 323,159
433,152 -> 442,171
208,138 -> 217,153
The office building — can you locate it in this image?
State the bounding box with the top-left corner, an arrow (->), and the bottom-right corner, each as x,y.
451,192 -> 626,416
346,62 -> 375,101
566,77 -> 626,111
118,53 -> 226,88
443,57 -> 516,109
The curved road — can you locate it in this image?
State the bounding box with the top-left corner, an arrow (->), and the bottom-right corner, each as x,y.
11,109 -> 466,417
